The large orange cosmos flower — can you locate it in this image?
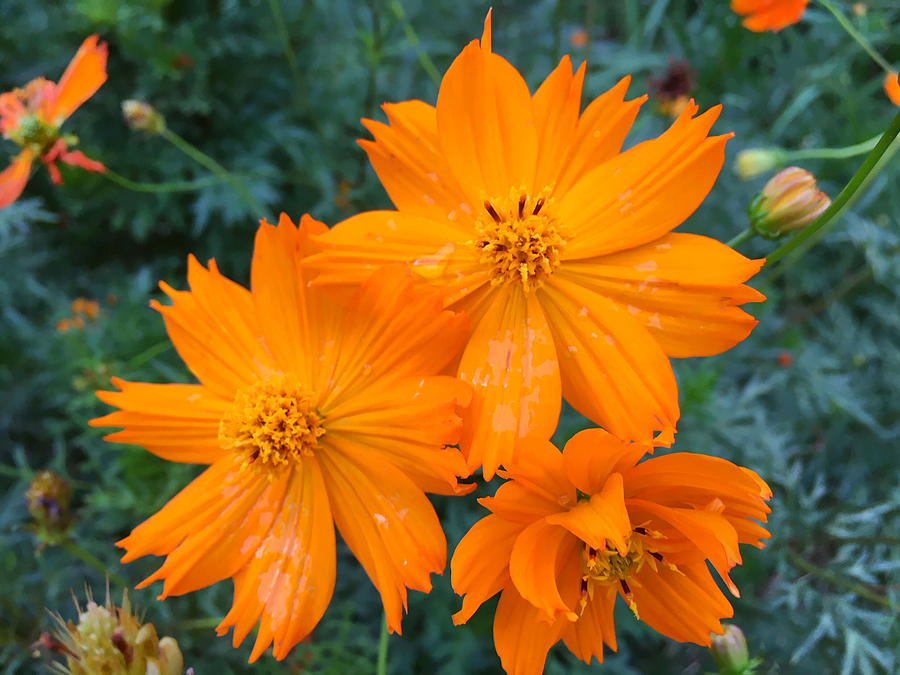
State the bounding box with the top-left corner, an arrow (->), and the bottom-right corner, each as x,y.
306,13 -> 764,478
0,35 -> 107,208
731,0 -> 807,32
91,214 -> 473,662
451,429 -> 772,674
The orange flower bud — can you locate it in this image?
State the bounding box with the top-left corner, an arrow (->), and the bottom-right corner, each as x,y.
749,167 -> 830,239
121,100 -> 166,134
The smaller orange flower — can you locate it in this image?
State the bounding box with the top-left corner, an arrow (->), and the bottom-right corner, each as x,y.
569,29 -> 588,48
731,0 -> 807,32
884,72 -> 900,107
0,35 -> 107,208
451,429 -> 772,675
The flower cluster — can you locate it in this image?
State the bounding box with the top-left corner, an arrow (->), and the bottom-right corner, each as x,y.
86,10 -> 776,672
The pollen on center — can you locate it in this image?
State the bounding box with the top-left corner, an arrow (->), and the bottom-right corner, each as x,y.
219,373 -> 324,475
473,188 -> 567,292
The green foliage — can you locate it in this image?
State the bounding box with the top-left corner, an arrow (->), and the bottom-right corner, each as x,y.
1,1 -> 898,673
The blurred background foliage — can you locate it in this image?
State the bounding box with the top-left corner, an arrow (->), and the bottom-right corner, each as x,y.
1,0 -> 898,672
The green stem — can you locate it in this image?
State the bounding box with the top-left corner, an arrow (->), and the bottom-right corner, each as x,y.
727,228 -> 754,248
376,615 -> 389,675
178,617 -> 222,631
159,128 -> 266,216
787,547 -> 893,609
102,169 -> 221,193
764,108 -> 900,269
267,0 -> 305,97
61,539 -> 129,589
388,0 -> 441,86
817,0 -> 893,73
123,340 -> 172,370
784,134 -> 880,161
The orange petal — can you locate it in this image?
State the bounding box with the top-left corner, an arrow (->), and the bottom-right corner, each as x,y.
91,377 -> 230,464
58,148 -> 106,173
457,287 -> 561,479
317,264 -> 469,409
307,210 -> 483,304
562,428 -> 651,496
493,585 -> 569,675
451,514 -> 524,624
45,34 -> 108,124
318,446 -> 446,634
0,149 -> 33,209
531,55 -> 586,190
561,583 -> 618,664
884,72 -> 900,107
435,20 -> 538,206
554,76 -> 646,195
540,275 -> 678,444
630,561 -> 732,644
360,100 -> 472,220
509,518 -> 579,621
217,458 -> 336,662
559,103 -> 729,258
322,375 -> 472,494
545,473 -> 631,555
153,255 -> 269,398
732,0 -> 807,32
562,232 -> 764,357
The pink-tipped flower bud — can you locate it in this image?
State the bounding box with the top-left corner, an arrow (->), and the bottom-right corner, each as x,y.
121,100 -> 166,134
748,167 -> 830,239
710,624 -> 757,674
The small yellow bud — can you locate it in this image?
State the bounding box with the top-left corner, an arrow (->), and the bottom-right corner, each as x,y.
122,100 -> 166,134
852,3 -> 867,16
710,624 -> 755,674
748,167 -> 830,239
25,470 -> 72,545
734,148 -> 786,180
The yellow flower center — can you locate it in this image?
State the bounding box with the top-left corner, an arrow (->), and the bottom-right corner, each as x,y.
473,189 -> 566,292
218,374 -> 324,475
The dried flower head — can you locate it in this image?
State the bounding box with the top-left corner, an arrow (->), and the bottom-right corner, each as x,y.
649,59 -> 695,118
26,470 -> 73,545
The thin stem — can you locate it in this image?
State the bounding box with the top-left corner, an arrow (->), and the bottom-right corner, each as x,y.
159,128 -> 266,216
267,0 -> 305,96
787,547 -> 893,609
102,169 -> 221,193
727,228 -> 754,248
61,540 -> 129,589
583,0 -> 596,66
785,134 -> 880,161
178,617 -> 222,631
764,108 -> 900,269
817,0 -> 893,73
376,615 -> 389,675
123,340 -> 172,370
388,0 -> 441,86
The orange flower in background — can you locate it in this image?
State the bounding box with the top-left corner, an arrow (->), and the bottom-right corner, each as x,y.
0,35 -> 107,208
884,72 -> 900,106
91,214 -> 473,662
451,429 -> 772,674
731,0 -> 807,32
306,12 -> 764,478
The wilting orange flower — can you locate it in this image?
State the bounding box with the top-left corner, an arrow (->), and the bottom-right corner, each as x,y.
91,214 -> 473,662
306,12 -> 764,478
451,429 -> 772,674
731,0 -> 807,32
0,35 -> 107,208
884,72 -> 900,106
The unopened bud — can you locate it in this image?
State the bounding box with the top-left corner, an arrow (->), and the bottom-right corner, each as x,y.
710,624 -> 755,674
748,167 -> 830,239
734,148 -> 786,180
25,470 -> 72,545
122,100 -> 166,134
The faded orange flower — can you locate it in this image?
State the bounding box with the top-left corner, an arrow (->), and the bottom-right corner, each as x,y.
884,72 -> 900,106
307,12 -> 764,478
451,429 -> 772,674
0,35 -> 107,208
91,214 -> 473,662
731,0 -> 807,32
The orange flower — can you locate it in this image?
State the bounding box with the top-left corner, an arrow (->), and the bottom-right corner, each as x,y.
0,35 -> 107,208
884,72 -> 900,106
730,0 -> 807,32
451,429 -> 772,674
306,12 -> 764,478
91,214 -> 473,662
